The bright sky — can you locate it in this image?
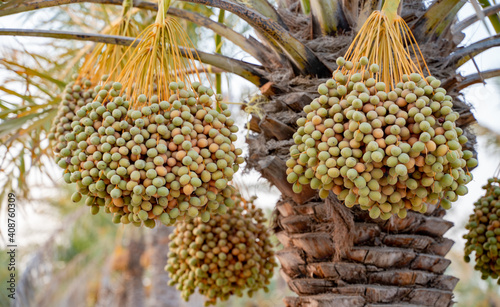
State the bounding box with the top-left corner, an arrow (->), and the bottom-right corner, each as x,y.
445,2 -> 500,240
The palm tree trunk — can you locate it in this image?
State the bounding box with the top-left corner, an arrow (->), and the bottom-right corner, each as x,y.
147,226 -> 181,307
243,0 -> 478,304
94,230 -> 146,307
125,232 -> 146,307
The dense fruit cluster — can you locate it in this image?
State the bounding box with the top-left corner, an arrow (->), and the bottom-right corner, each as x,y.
166,196 -> 276,305
464,177 -> 500,283
286,57 -> 476,219
49,76 -> 94,155
58,80 -> 243,227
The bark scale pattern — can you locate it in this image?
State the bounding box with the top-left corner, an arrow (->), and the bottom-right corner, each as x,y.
273,197 -> 458,307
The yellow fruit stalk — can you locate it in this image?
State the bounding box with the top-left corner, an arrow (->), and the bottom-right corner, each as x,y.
287,0 -> 476,219
57,0 -> 244,227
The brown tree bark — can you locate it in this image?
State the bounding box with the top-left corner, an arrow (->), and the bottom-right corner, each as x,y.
147,225 -> 182,307
245,2 -> 476,305
125,231 -> 146,307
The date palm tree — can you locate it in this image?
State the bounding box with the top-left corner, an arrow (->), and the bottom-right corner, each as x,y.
1,0 -> 500,306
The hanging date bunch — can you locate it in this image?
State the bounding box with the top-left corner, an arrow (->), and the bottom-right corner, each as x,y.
286,0 -> 476,220
49,0 -> 139,158
166,194 -> 277,305
464,175 -> 500,284
58,0 -> 243,227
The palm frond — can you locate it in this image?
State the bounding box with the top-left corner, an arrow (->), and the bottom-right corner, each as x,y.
478,0 -> 500,32
0,28 -> 271,86
1,0 -> 330,76
411,0 -> 465,42
475,123 -> 500,149
453,3 -> 500,33
310,0 -> 349,36
454,68 -> 500,90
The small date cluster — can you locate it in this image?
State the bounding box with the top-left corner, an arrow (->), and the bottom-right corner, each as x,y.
166,195 -> 276,305
53,79 -> 243,227
464,177 -> 500,283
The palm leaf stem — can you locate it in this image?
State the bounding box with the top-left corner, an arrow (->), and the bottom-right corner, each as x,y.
0,28 -> 270,86
448,33 -> 500,67
0,0 -> 331,76
169,7 -> 273,64
411,0 -> 465,42
453,3 -> 500,33
456,68 -> 500,90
